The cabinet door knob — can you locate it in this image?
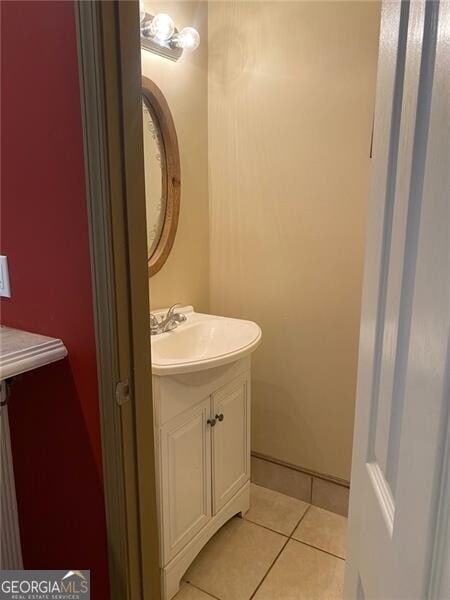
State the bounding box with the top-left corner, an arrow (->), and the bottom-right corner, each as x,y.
215,413 -> 224,422
207,418 -> 216,427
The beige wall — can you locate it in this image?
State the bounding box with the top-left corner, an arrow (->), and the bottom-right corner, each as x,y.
208,1 -> 380,481
142,1 -> 209,311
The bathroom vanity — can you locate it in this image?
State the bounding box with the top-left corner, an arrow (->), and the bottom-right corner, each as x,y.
142,75 -> 262,597
151,307 -> 261,599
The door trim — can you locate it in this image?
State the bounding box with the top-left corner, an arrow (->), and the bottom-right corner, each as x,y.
75,2 -> 160,598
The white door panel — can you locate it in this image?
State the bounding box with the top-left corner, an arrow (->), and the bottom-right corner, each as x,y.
345,1 -> 450,598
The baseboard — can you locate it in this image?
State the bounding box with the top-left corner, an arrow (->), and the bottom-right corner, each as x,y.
251,452 -> 350,517
251,451 -> 350,488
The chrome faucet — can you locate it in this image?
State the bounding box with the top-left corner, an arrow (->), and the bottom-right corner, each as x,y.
150,304 -> 187,335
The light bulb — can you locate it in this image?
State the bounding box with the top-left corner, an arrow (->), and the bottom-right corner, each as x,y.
175,27 -> 200,51
139,0 -> 146,24
149,13 -> 175,42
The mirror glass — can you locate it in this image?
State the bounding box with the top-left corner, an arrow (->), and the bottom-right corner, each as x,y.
142,77 -> 180,277
142,99 -> 166,258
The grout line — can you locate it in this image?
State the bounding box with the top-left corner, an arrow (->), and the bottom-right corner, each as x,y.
184,581 -> 222,600
243,499 -> 312,539
183,492 -> 345,599
248,536 -> 290,600
288,504 -> 311,538
290,537 -> 346,561
243,516 -> 290,538
245,505 -> 346,562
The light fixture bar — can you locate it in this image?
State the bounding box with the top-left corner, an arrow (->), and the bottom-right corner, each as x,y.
141,14 -> 182,61
140,12 -> 199,61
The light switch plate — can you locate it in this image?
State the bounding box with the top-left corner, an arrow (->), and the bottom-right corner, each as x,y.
0,256 -> 11,297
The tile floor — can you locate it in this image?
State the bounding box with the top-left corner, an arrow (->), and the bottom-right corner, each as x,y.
176,483 -> 347,600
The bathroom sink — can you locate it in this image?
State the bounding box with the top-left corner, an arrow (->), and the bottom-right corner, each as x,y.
151,307 -> 262,375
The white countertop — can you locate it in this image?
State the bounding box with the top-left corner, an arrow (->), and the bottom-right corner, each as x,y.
151,306 -> 261,376
0,326 -> 68,380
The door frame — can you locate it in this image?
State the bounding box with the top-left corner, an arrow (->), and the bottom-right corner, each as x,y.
75,2 -> 160,598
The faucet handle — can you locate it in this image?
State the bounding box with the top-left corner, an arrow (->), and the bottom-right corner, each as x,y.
166,303 -> 183,318
150,313 -> 161,333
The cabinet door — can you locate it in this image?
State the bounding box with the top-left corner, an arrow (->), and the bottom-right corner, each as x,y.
212,372 -> 250,513
160,398 -> 211,563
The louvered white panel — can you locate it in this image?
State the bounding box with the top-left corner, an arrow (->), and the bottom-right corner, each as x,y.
0,383 -> 23,569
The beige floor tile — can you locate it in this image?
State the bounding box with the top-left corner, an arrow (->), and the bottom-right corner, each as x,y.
245,484 -> 309,535
174,583 -> 217,599
183,517 -> 286,600
292,505 -> 347,558
253,539 -> 345,600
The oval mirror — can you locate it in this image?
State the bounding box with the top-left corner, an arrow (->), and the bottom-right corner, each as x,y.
142,77 -> 180,276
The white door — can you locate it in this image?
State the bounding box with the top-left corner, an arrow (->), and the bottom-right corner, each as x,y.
345,1 -> 450,599
212,373 -> 250,512
160,398 -> 212,563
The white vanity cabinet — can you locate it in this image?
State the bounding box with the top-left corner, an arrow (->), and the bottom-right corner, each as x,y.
160,397 -> 212,561
153,357 -> 252,600
212,374 -> 250,512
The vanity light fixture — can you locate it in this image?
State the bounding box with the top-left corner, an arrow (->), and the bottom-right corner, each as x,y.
140,4 -> 200,61
173,27 -> 201,52
146,13 -> 175,42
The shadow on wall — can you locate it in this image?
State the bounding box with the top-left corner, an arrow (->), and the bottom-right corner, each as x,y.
208,0 -> 380,482
251,378 -> 328,474
208,25 -> 255,92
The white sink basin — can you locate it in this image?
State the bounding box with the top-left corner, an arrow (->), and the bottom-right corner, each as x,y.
151,307 -> 262,376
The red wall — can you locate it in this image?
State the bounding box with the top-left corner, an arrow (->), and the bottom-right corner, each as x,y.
1,2 -> 110,596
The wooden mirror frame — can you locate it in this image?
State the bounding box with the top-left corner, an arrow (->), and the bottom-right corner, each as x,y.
142,76 -> 181,277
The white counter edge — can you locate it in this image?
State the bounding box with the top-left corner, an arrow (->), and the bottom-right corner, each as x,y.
0,330 -> 68,380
